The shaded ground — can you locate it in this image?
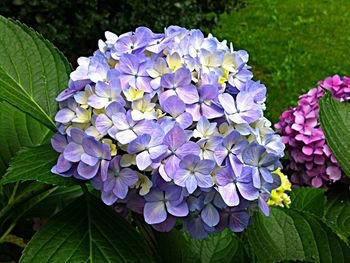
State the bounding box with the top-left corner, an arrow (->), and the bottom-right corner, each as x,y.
214,0 -> 350,123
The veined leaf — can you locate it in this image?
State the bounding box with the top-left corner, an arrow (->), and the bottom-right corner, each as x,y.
183,229 -> 243,263
20,194 -> 155,263
23,185 -> 83,218
290,187 -> 325,217
155,229 -> 244,263
289,187 -> 349,243
245,185 -> 350,263
0,144 -> 76,187
324,189 -> 350,242
0,16 -> 71,131
246,208 -> 350,263
319,93 -> 350,178
0,101 -> 52,176
245,208 -> 305,263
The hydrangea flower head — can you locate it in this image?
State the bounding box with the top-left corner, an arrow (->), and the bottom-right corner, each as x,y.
51,26 -> 285,239
275,75 -> 350,188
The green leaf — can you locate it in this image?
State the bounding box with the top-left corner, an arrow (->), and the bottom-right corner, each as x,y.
0,101 -> 52,175
23,185 -> 83,218
0,144 -> 77,187
20,194 -> 155,263
324,189 -> 350,241
155,228 -> 247,263
290,187 -> 325,217
246,208 -> 305,263
0,16 -> 71,131
289,187 -> 349,244
319,92 -> 350,178
6,186 -> 58,224
246,207 -> 350,263
183,229 -> 242,263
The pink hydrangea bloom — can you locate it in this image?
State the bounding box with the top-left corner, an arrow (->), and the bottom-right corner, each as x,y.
275,75 -> 350,188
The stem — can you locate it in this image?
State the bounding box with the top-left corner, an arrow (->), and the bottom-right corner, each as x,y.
0,222 -> 16,243
8,181 -> 19,204
80,182 -> 90,194
0,183 -> 52,223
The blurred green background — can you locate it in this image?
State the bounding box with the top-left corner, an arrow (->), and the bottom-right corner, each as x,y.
213,0 -> 350,122
1,0 -> 349,123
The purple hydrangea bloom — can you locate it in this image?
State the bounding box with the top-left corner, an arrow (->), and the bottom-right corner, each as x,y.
144,186 -> 188,224
101,156 -> 138,205
159,125 -> 200,181
127,128 -> 168,170
113,28 -> 149,57
52,26 -> 285,239
88,54 -> 110,83
117,54 -> 152,92
242,142 -> 281,188
95,102 -> 125,136
219,92 -> 262,124
186,84 -> 224,121
216,161 -> 259,206
159,96 -> 193,129
214,130 -> 248,167
174,154 -> 215,194
159,67 -> 199,104
87,73 -> 124,109
51,133 -> 73,176
217,201 -> 250,232
59,128 -> 111,179
111,111 -> 154,144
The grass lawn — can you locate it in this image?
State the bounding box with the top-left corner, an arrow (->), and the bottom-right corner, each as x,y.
213,0 -> 350,123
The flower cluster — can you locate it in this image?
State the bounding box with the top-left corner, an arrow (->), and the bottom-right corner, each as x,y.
51,26 -> 284,238
275,75 -> 350,188
267,168 -> 291,208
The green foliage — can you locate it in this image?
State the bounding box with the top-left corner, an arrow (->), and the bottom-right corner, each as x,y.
0,102 -> 52,175
324,188 -> 350,242
155,188 -> 350,263
0,145 -> 77,187
319,93 -> 350,178
0,0 -> 241,63
290,187 -> 325,217
213,0 -> 350,123
246,208 -> 350,263
155,229 -> 246,263
20,194 -> 155,262
0,15 -> 71,130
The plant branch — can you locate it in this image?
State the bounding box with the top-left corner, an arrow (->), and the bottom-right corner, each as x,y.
0,183 -> 53,224
8,181 -> 19,204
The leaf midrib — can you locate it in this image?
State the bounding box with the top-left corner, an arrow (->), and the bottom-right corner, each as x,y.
0,67 -> 57,131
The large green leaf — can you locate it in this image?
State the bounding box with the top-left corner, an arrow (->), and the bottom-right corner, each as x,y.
290,187 -> 349,243
20,194 -> 155,263
324,190 -> 350,242
22,185 -> 83,218
183,229 -> 244,263
246,208 -> 350,263
155,229 -> 245,263
319,93 -> 350,178
0,144 -> 77,187
245,188 -> 350,263
0,16 -> 71,131
245,208 -> 305,263
0,101 -> 52,175
290,187 -> 325,217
